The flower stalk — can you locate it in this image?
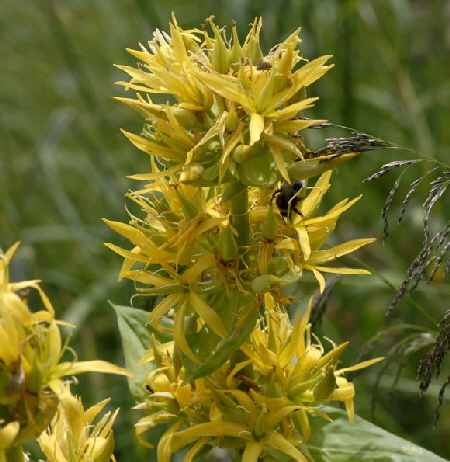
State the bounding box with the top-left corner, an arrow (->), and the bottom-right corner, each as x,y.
230,186 -> 250,251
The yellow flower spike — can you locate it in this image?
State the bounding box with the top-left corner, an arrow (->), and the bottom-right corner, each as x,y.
117,16 -> 340,186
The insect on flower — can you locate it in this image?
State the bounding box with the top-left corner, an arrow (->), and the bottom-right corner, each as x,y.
255,61 -> 272,70
272,180 -> 306,221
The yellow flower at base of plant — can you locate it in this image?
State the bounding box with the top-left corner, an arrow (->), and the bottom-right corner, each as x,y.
38,384 -> 119,462
0,243 -> 131,454
133,296 -> 382,461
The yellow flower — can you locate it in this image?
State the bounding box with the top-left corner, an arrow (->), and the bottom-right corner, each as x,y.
239,295 -> 383,441
274,171 -> 375,291
115,15 -> 347,187
38,384 -> 119,462
0,243 -> 131,452
134,296 -> 382,461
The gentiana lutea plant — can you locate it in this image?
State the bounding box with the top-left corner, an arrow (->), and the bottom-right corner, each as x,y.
105,15 -> 383,460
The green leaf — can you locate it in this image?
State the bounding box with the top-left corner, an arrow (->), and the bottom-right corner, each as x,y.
112,304 -> 172,402
306,406 -> 446,461
237,142 -> 280,187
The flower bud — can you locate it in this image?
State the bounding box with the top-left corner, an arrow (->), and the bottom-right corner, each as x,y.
179,164 -> 204,184
313,367 -> 336,400
218,224 -> 238,262
232,144 -> 252,163
225,107 -> 239,132
254,405 -> 267,439
251,274 -> 281,294
262,206 -> 278,241
170,107 -> 199,127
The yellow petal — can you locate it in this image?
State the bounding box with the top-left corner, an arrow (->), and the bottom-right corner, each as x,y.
337,356 -> 384,374
307,238 -> 376,264
184,437 -> 211,462
174,300 -> 199,363
0,421 -> 19,450
52,360 -> 132,380
271,145 -> 290,182
300,171 -> 332,216
296,224 -> 311,260
188,291 -> 228,339
242,440 -> 263,462
262,432 -> 307,461
249,113 -> 265,145
169,421 -> 249,454
311,267 -> 326,293
274,118 -> 327,133
121,130 -> 184,162
265,97 -> 319,120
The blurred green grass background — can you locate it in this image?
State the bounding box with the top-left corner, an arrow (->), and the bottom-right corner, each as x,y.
2,0 -> 450,459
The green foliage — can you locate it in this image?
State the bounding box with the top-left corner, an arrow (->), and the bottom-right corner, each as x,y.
306,407 -> 447,462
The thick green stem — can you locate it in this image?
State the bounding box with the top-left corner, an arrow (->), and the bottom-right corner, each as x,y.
230,186 -> 250,251
229,186 -> 253,378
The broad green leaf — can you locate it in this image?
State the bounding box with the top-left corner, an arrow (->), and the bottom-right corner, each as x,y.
112,304 -> 172,402
306,406 -> 446,461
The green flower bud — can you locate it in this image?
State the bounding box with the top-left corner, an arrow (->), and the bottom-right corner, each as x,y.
232,144 -> 253,163
225,107 -> 239,132
179,164 -> 205,184
229,21 -> 243,67
170,107 -> 199,127
208,17 -> 230,74
262,206 -> 278,241
254,405 -> 267,439
218,224 -> 238,262
251,275 -> 281,294
313,367 -> 336,400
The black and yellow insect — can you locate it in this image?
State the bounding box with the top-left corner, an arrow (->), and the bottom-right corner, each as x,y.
272,181 -> 306,220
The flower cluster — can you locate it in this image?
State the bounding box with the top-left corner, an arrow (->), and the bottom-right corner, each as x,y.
38,385 -> 119,462
109,15 -> 382,460
134,296 -> 381,461
116,15 -> 358,187
0,243 -> 130,460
